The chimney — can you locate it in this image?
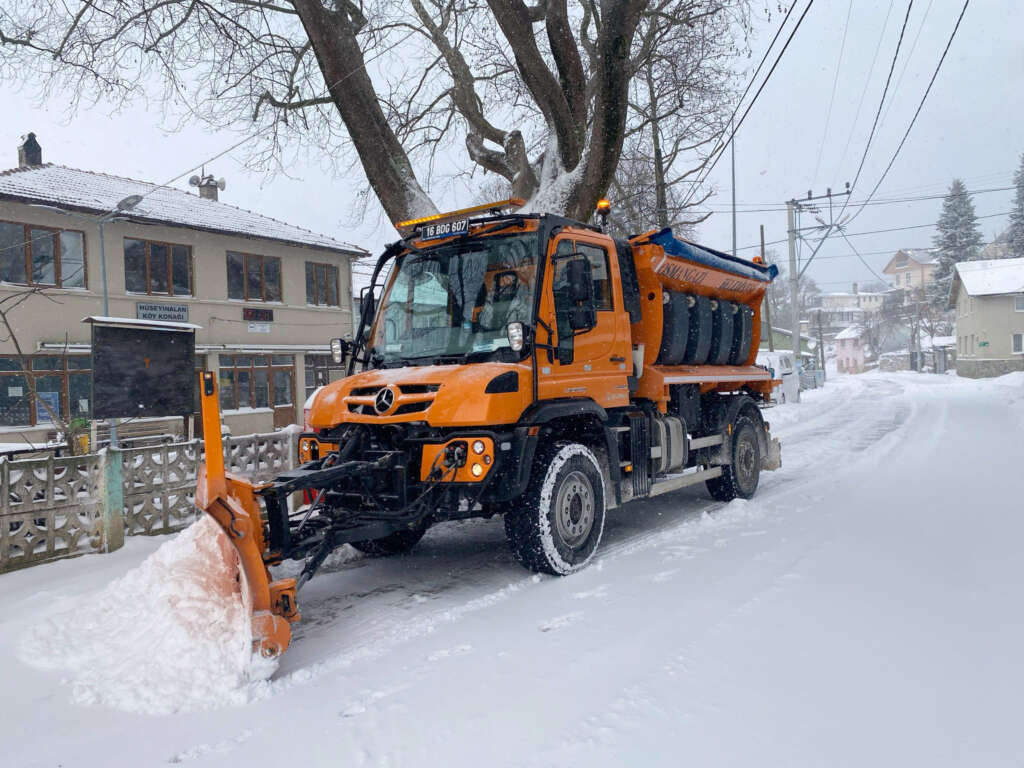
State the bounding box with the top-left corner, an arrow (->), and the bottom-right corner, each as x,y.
189,172 -> 225,201
18,132 -> 42,166
852,282 -> 858,294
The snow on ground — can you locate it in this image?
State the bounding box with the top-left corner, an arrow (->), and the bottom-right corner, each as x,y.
1,371 -> 1023,767
17,516 -> 275,714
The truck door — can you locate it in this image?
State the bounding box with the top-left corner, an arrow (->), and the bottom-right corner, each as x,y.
537,234 -> 631,409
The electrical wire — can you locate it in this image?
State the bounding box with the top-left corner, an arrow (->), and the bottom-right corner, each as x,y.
812,0 -> 854,186
737,209 -> 1011,251
836,0 -> 916,224
879,0 -> 935,128
681,0 -> 817,208
843,0 -> 972,226
834,0 -> 895,180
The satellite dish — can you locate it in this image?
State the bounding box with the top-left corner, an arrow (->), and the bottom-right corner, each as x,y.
188,175 -> 201,187
217,178 -> 226,191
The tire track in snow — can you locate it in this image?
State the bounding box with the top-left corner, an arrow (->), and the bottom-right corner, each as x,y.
264,375 -> 917,699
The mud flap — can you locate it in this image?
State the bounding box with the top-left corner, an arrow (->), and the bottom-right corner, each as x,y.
761,435 -> 782,471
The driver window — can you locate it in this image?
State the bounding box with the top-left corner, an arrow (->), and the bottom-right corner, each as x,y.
553,240 -> 613,311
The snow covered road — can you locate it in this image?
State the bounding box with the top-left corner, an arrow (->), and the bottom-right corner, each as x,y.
2,371 -> 1023,767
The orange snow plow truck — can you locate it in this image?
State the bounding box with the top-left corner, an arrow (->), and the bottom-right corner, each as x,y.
195,199 -> 782,659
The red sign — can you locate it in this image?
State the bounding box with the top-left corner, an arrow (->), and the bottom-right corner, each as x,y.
243,307 -> 274,322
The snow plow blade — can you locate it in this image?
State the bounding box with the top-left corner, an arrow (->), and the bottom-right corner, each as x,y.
194,372 -> 299,659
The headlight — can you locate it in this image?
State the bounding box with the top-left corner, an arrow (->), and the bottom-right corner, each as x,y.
330,338 -> 344,364
507,321 -> 524,352
471,463 -> 483,477
472,440 -> 486,455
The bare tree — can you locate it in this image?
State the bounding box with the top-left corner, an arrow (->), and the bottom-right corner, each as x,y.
1,0 -> 751,226
613,1 -> 748,233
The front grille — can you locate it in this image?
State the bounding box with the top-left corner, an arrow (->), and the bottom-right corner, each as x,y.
394,401 -> 430,415
399,383 -> 441,394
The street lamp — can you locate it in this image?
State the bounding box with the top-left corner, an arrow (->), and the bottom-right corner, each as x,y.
30,195 -> 143,446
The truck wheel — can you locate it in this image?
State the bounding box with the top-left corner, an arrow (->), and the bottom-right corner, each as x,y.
504,442 -> 606,575
706,416 -> 761,502
350,526 -> 427,557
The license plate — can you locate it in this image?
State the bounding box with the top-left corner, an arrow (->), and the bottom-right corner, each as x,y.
418,218 -> 468,240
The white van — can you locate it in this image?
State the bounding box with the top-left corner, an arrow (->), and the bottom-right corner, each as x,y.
756,350 -> 800,404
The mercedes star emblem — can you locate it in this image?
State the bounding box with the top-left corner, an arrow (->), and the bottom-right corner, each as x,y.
374,386 -> 396,414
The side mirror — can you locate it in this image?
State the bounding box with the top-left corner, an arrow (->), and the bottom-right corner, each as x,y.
566,256 -> 594,304
358,286 -> 377,325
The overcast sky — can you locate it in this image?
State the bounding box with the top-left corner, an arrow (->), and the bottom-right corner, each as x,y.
2,0 -> 1020,294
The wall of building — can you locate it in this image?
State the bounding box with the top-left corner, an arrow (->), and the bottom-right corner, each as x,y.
886,259 -> 935,291
0,199 -> 356,441
954,286 -> 1024,364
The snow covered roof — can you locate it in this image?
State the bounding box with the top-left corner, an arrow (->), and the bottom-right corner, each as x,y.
882,248 -> 939,273
0,164 -> 366,256
953,258 -> 1024,297
834,325 -> 864,340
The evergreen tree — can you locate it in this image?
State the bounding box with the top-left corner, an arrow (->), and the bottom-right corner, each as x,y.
928,179 -> 983,308
1009,153 -> 1024,259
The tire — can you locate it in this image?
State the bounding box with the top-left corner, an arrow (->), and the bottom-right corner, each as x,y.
656,291 -> 690,365
729,304 -> 753,365
683,295 -> 713,364
504,442 -> 606,575
349,526 -> 427,556
706,415 -> 761,502
708,300 -> 735,365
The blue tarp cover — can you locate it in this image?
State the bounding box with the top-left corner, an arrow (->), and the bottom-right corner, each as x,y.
648,228 -> 779,283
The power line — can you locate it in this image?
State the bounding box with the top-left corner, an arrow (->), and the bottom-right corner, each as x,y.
840,231 -> 889,283
879,0 -> 935,128
834,0 -> 895,180
738,209 -> 1011,251
837,0 -> 916,224
681,0 -> 816,208
812,0 -> 853,185
695,183 -> 1014,214
844,0 -> 972,226
675,0 -> 800,204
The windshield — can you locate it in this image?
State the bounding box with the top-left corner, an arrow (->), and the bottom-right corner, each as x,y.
371,233 -> 537,364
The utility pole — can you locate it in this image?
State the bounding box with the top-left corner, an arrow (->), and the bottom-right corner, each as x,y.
731,117 -> 737,257
761,224 -> 774,351
784,186 -> 852,368
787,200 -> 799,361
817,309 -> 826,381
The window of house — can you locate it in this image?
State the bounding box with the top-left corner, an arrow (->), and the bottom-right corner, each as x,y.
305,262 -> 340,306
304,354 -> 346,400
0,220 -> 86,289
124,238 -> 192,295
1013,334 -> 1023,355
227,252 -> 282,302
218,354 -> 293,411
905,272 -> 911,286
1014,295 -> 1024,312
0,355 -> 91,427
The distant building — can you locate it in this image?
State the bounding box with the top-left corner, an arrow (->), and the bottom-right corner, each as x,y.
948,257 -> 1024,378
759,325 -> 816,358
819,283 -> 886,312
883,249 -> 939,292
834,325 -> 866,374
0,133 -> 366,444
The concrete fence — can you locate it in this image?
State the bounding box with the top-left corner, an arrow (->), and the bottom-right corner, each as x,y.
0,427 -> 298,574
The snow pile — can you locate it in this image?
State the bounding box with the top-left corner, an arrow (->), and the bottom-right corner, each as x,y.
18,516 -> 275,714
